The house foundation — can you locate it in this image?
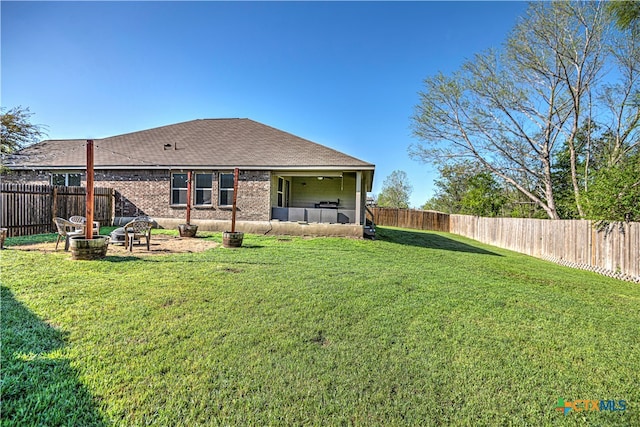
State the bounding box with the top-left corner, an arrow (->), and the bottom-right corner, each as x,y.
137,218 -> 365,238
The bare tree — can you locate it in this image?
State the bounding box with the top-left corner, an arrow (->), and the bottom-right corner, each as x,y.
377,170 -> 413,208
410,2 -> 637,219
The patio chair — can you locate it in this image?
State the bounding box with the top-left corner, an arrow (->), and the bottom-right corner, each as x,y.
54,217 -> 85,251
69,215 -> 100,235
124,218 -> 153,251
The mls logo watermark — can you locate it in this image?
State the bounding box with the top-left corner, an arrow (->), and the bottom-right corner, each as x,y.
555,398 -> 627,415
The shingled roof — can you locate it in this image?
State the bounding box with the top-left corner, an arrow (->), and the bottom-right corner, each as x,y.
6,118 -> 374,171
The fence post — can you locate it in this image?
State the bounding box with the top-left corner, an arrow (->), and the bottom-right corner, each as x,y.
111,188 -> 116,226
51,186 -> 58,230
590,222 -> 596,267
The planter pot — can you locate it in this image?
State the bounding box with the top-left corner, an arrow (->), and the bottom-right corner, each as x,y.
178,224 -> 198,238
70,235 -> 109,260
223,231 -> 244,248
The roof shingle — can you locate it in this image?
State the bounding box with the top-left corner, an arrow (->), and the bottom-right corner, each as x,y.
6,119 -> 374,170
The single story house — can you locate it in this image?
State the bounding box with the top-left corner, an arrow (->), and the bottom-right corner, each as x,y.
3,118 -> 375,237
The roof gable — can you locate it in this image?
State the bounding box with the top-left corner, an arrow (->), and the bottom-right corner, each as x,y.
6,119 -> 374,170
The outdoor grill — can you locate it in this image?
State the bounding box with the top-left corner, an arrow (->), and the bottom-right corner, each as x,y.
315,200 -> 339,209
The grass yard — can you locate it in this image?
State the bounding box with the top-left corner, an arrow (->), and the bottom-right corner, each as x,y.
1,227 -> 638,426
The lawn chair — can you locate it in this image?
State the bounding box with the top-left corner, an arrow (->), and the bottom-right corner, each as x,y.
124,218 -> 153,251
54,217 -> 85,251
69,215 -> 100,235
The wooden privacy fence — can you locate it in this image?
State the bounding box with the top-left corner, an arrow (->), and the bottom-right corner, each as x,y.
0,183 -> 114,237
370,208 -> 450,232
449,215 -> 639,281
372,207 -> 639,281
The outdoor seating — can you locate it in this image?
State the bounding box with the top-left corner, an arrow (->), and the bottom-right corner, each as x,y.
69,215 -> 100,235
54,217 -> 85,251
124,218 -> 153,251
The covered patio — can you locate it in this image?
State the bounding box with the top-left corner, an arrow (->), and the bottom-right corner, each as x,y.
269,170 -> 372,226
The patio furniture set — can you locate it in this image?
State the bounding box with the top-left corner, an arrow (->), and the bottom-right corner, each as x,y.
110,216 -> 153,251
54,216 -> 153,252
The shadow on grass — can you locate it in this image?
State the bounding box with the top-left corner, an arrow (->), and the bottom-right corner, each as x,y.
103,255 -> 143,262
100,254 -> 276,265
0,287 -> 107,427
237,243 -> 265,249
376,227 -> 502,256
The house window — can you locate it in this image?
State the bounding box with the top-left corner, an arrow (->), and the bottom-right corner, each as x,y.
195,173 -> 212,205
52,173 -> 81,186
219,173 -> 234,206
171,173 -> 188,205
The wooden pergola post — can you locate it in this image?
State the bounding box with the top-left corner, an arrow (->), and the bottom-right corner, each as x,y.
186,171 -> 192,224
85,140 -> 94,240
231,168 -> 239,233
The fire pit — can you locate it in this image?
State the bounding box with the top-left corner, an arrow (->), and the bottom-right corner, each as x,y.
109,227 -> 126,245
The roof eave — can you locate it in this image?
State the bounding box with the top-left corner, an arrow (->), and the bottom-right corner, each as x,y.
6,164 -> 375,171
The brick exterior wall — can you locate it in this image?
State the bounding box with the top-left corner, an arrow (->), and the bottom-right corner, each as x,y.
1,170 -> 51,185
96,170 -> 170,218
2,169 -> 272,221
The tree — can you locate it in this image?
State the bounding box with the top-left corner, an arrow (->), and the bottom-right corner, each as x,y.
422,163 -> 472,213
608,1 -> 640,31
410,2 -> 640,220
460,172 -> 506,217
583,152 -> 640,222
377,170 -> 412,208
1,106 -> 45,155
550,143 -> 582,219
422,161 -> 506,216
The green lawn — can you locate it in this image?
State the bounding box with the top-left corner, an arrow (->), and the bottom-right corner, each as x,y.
1,227 -> 638,426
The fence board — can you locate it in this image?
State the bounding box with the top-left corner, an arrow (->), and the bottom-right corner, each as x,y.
371,207 -> 639,281
370,208 -> 450,232
0,183 -> 114,237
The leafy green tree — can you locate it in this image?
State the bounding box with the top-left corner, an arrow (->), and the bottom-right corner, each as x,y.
551,146 -> 582,219
583,152 -> 640,222
460,172 -> 506,217
422,162 -> 506,216
502,186 -> 548,219
607,1 -> 640,31
422,163 -> 470,213
1,106 -> 45,155
377,170 -> 412,208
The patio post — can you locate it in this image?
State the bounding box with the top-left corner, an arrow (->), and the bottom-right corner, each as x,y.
355,171 -> 362,226
231,167 -> 239,233
85,139 -> 94,239
186,171 -> 192,224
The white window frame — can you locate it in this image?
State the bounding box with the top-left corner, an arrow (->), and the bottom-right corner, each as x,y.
171,172 -> 188,206
52,172 -> 82,186
218,172 -> 234,207
194,172 -> 213,206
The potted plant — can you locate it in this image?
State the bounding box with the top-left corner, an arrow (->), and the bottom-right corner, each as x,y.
223,168 -> 244,248
178,171 -> 198,237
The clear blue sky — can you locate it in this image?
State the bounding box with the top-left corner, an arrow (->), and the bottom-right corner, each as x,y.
2,1 -> 527,207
